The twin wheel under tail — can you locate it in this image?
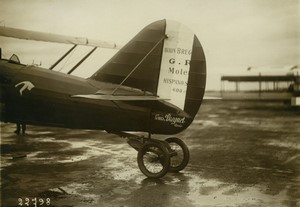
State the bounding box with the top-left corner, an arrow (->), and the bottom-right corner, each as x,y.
114,131 -> 189,178
0,19 -> 206,178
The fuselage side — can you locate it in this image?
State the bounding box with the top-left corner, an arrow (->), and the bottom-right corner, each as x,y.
0,59 -> 192,134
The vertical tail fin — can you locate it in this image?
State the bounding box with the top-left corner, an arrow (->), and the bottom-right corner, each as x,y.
90,19 -> 206,118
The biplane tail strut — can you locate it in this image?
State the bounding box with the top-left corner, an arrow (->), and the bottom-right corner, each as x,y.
90,19 -> 206,118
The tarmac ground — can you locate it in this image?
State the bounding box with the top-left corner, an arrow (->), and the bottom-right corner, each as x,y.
1,100 -> 300,207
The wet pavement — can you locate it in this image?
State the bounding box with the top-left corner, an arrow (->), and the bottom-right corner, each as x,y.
1,100 -> 300,207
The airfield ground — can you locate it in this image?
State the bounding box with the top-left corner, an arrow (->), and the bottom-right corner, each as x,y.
1,100 -> 300,207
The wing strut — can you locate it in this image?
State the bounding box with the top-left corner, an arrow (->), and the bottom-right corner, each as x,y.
49,44 -> 77,70
67,46 -> 97,74
111,35 -> 167,95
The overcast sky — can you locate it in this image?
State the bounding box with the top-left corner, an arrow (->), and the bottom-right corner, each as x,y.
0,0 -> 299,90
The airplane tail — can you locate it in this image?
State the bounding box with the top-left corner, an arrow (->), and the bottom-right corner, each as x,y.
90,19 -> 206,118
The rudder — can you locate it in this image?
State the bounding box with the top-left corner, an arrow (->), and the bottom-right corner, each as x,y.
90,19 -> 206,118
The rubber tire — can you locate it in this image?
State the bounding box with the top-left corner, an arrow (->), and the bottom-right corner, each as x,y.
165,137 -> 190,172
137,142 -> 170,178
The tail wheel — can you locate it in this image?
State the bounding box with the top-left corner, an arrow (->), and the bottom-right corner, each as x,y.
165,137 -> 190,172
137,142 -> 170,178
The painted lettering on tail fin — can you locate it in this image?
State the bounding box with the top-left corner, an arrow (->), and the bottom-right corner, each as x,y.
157,21 -> 194,110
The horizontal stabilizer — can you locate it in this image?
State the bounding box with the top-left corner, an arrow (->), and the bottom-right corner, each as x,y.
0,26 -> 120,49
72,94 -> 169,101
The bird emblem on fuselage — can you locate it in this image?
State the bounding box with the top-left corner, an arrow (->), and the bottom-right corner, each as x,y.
15,81 -> 35,96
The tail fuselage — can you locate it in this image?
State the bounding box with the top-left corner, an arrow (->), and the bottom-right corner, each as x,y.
0,59 -> 192,134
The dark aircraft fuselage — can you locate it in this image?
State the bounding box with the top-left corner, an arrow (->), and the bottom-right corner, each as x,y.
0,59 -> 192,135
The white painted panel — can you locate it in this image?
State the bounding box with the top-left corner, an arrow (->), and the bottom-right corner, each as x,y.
157,20 -> 194,110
